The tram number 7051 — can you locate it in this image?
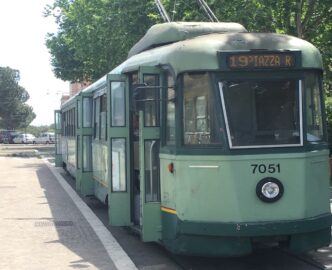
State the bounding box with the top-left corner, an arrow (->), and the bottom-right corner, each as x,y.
251,164 -> 281,174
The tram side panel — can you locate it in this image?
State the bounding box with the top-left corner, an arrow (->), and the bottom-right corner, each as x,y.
160,152 -> 331,256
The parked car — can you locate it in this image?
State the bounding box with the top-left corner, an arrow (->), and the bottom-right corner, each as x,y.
33,132 -> 55,144
0,130 -> 21,144
13,134 -> 35,144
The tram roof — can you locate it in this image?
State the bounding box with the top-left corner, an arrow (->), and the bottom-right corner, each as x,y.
65,28 -> 323,104
120,32 -> 323,75
128,22 -> 247,57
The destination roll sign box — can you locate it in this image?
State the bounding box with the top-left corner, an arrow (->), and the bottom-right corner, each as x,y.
217,51 -> 300,70
227,52 -> 296,69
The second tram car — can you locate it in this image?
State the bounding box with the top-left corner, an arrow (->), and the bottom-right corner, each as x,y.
54,22 -> 331,256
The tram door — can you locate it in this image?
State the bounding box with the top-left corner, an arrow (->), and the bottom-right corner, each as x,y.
136,66 -> 162,242
108,74 -> 132,226
76,92 -> 94,196
54,110 -> 62,167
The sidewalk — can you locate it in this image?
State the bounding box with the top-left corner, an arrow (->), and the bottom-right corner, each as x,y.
0,156 -> 135,270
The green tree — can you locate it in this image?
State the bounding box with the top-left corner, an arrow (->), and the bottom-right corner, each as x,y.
45,0 -> 331,92
0,67 -> 36,130
45,0 -> 157,82
23,124 -> 54,137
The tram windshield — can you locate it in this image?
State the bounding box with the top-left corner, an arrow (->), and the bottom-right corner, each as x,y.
219,79 -> 302,148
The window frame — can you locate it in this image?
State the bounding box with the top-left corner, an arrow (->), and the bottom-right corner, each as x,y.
219,79 -> 304,149
182,72 -> 223,146
110,81 -> 126,127
304,73 -> 325,143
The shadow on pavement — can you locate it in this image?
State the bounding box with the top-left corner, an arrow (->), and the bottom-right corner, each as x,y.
34,162 -> 117,270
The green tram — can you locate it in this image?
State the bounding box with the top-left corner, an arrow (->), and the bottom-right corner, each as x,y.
54,22 -> 332,256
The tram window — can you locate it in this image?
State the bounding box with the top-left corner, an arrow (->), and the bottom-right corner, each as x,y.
71,109 -> 76,136
77,135 -> 80,169
65,111 -> 68,136
69,110 -> 72,136
140,74 -> 160,127
83,135 -> 92,172
73,108 -> 76,136
132,73 -> 139,85
66,111 -> 68,136
144,140 -> 160,202
55,134 -> 61,154
305,74 -> 323,142
220,79 -> 301,148
94,97 -> 100,139
83,97 -> 93,128
100,94 -> 107,140
166,74 -> 176,145
77,101 -> 81,129
61,112 -> 65,136
69,110 -> 71,136
71,109 -> 74,136
70,109 -> 74,137
67,111 -> 69,135
111,138 -> 126,192
55,112 -> 61,130
111,81 -> 125,127
183,73 -> 221,144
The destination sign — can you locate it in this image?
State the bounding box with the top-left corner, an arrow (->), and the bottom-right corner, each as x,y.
227,53 -> 295,69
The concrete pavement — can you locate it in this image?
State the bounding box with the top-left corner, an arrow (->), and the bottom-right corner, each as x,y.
0,156 -> 135,270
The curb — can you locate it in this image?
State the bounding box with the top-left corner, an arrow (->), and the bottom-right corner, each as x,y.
0,150 -> 41,158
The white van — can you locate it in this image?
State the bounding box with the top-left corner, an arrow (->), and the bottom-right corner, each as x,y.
33,132 -> 55,144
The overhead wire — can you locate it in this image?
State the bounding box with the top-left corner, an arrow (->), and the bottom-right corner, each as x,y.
196,0 -> 219,22
154,0 -> 171,22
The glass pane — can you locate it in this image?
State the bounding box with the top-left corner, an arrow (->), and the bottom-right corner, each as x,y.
305,74 -> 323,142
61,112 -> 64,135
94,97 -> 100,139
73,108 -> 76,136
83,135 -> 92,172
77,135 -> 80,169
183,73 -> 221,144
111,81 -> 125,126
100,94 -> 107,140
55,134 -> 61,154
166,75 -> 176,145
220,79 -> 301,148
137,74 -> 159,127
77,102 -> 81,128
69,110 -> 72,136
55,112 -> 61,130
144,140 -> 160,202
112,138 -> 126,192
83,97 -> 93,128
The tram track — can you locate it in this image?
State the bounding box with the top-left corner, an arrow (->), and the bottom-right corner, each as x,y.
280,250 -> 326,270
168,247 -> 327,270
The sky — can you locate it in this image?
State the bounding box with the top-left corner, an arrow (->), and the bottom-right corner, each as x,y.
0,0 -> 69,126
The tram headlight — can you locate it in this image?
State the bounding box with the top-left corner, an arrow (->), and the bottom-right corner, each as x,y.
256,178 -> 284,203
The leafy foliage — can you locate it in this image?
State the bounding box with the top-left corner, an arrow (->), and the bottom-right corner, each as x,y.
21,124 -> 54,137
0,67 -> 36,130
45,0 -> 331,89
45,0 -> 332,144
45,0 -> 157,82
